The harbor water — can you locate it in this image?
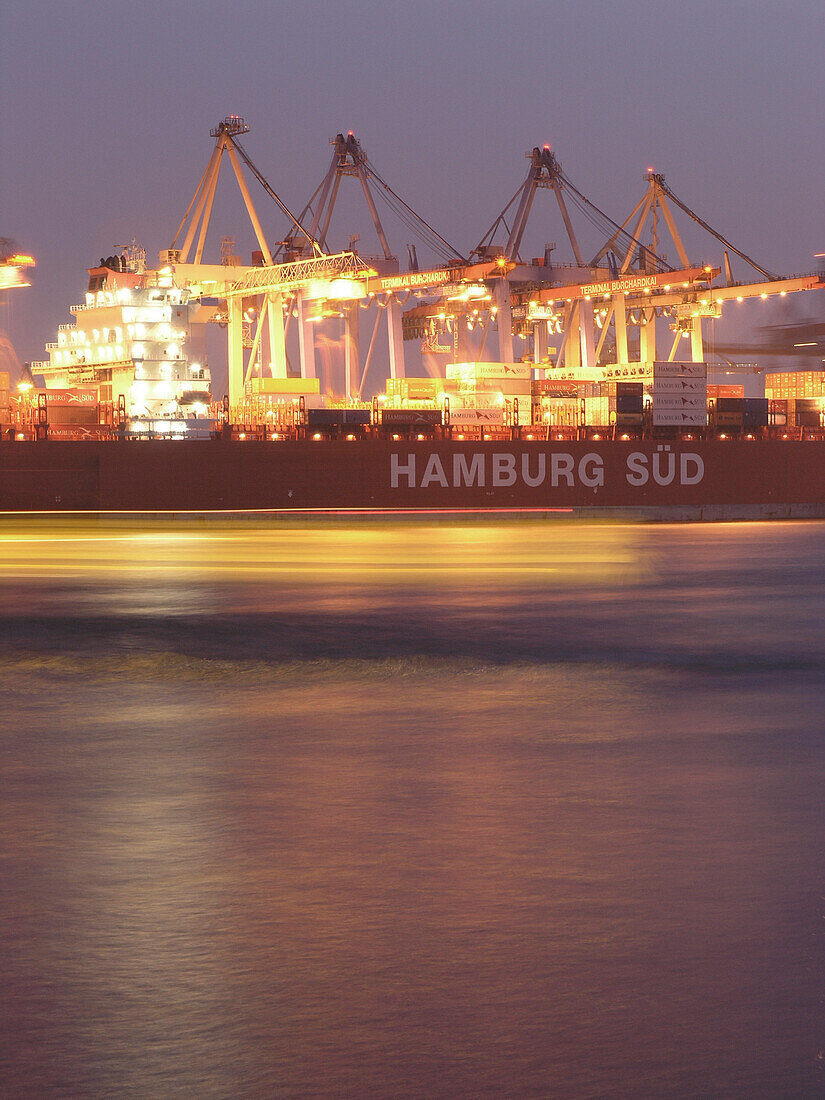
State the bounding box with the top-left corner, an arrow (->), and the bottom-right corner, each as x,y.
1,518 -> 824,1098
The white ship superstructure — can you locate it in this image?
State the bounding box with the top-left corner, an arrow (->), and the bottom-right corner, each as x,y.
34,251 -> 211,418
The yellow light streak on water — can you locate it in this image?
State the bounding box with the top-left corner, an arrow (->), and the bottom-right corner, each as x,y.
0,518 -> 648,586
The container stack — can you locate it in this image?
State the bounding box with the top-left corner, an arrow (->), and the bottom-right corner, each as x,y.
790,398 -> 823,428
604,380 -> 644,429
446,362 -> 532,426
651,362 -> 707,428
384,377 -> 442,405
766,399 -> 824,428
531,379 -> 578,428
713,397 -> 769,430
582,395 -> 610,427
765,371 -> 825,400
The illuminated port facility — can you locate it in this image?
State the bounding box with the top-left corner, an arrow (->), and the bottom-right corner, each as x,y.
2,117 -> 825,519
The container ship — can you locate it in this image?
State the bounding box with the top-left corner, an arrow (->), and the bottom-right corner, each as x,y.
5,343 -> 825,519
3,120 -> 825,520
3,258 -> 825,521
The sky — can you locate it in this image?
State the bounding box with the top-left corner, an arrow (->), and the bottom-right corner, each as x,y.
1,0 -> 824,389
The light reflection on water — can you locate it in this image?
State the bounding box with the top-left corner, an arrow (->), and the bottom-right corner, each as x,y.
0,519 -> 646,589
2,518 -> 825,1098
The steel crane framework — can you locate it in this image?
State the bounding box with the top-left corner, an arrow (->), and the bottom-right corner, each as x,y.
159,119 -> 824,407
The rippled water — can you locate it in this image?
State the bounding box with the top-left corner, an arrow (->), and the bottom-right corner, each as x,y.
2,518 -> 824,1098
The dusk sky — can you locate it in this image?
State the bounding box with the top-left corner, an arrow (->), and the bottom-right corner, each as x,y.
2,0 -> 823,384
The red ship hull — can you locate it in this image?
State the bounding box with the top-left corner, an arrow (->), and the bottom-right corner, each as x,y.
2,439 -> 825,520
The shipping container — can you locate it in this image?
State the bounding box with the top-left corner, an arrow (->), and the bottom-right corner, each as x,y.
652,379 -> 708,394
307,408 -> 345,426
742,399 -> 768,428
247,377 -> 320,395
651,410 -> 707,426
448,408 -> 505,425
717,398 -> 744,413
532,379 -> 578,397
616,394 -> 644,413
381,408 -> 443,427
708,384 -> 745,399
459,378 -> 533,397
653,394 -> 707,410
385,377 -> 442,400
652,361 -> 708,378
447,362 -> 532,380
615,412 -> 644,427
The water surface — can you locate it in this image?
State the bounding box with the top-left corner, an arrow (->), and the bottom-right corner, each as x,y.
2,519 -> 824,1097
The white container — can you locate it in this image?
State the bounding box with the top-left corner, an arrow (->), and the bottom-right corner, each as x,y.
448,408 -> 505,425
652,361 -> 707,378
653,394 -> 707,410
447,362 -> 532,380
652,379 -> 708,394
652,410 -> 708,425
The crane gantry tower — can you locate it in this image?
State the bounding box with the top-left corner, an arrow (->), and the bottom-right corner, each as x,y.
283,131 -> 406,392
152,121 -> 824,408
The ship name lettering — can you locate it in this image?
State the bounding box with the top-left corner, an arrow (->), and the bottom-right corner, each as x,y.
420,454 -> 449,487
625,450 -> 705,487
551,453 -> 575,486
453,453 -> 485,487
652,445 -> 676,486
492,453 -> 517,486
521,452 -> 545,487
391,452 -> 416,487
579,453 -> 604,488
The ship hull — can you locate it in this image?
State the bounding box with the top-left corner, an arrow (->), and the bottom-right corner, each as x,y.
1,439 -> 825,521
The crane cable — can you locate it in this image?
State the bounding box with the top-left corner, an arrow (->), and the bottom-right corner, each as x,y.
557,170 -> 674,271
655,178 -> 776,281
229,136 -> 326,257
368,185 -> 457,263
472,185 -> 525,257
362,157 -> 467,263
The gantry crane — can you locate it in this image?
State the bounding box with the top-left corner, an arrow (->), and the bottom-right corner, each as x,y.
158,122 -> 825,404
521,168 -> 823,373
162,120 -> 477,403
276,130 -> 469,392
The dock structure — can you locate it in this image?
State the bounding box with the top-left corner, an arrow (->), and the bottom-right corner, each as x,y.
26,118 -> 825,423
